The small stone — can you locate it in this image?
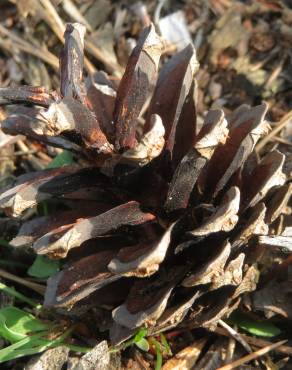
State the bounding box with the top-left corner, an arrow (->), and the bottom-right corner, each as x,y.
24,346 -> 69,370
70,341 -> 110,370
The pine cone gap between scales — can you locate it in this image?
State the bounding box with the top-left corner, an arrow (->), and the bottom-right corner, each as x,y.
0,23 -> 291,346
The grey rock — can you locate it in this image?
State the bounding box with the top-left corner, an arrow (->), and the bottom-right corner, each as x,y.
24,346 -> 69,370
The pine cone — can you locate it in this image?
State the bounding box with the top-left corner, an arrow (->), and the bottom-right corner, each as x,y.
0,23 -> 290,345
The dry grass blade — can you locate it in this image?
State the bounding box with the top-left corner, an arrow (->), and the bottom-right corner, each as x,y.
258,235 -> 292,252
216,327 -> 292,356
62,0 -> 92,31
217,340 -> 287,370
84,39 -> 122,76
39,0 -> 65,42
0,24 -> 59,70
34,0 -> 120,74
218,320 -> 252,353
264,54 -> 287,89
0,268 -> 45,295
256,110 -> 292,153
35,0 -> 96,74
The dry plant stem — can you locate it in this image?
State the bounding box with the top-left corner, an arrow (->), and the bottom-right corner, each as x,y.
37,0 -> 96,75
215,327 -> 292,356
265,54 -> 287,88
36,0 -> 120,75
273,136 -> 292,146
0,150 -> 36,158
16,140 -> 45,171
154,0 -> 167,27
84,39 -> 123,76
217,340 -> 287,370
0,268 -> 45,295
250,47 -> 280,72
39,0 -> 65,41
62,0 -> 93,32
29,142 -> 52,162
256,110 -> 292,153
0,25 -> 59,70
218,320 -> 252,353
275,357 -> 290,369
225,337 -> 236,365
0,38 -> 59,71
16,140 -> 29,152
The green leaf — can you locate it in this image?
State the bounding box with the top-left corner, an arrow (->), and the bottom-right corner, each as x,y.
0,312 -> 91,364
160,333 -> 172,355
0,238 -> 10,247
228,312 -> 282,338
47,150 -> 74,169
0,332 -> 47,363
63,343 -> 91,353
133,327 -> 147,343
28,255 -> 60,279
112,327 -> 148,353
135,337 -> 149,352
0,331 -> 91,364
0,332 -> 59,363
150,338 -> 162,370
0,307 -> 48,343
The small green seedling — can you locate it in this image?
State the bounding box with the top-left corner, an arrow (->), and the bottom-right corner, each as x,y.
119,327 -> 149,352
117,328 -> 172,370
149,337 -> 163,370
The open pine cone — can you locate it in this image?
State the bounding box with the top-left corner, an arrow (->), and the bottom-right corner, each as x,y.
0,23 -> 290,345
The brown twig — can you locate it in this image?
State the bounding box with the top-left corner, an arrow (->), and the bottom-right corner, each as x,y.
218,320 -> 252,353
16,140 -> 45,171
273,136 -> 292,146
34,0 -> 123,76
0,25 -> 59,70
225,337 -> 236,365
215,327 -> 292,356
265,54 -> 287,89
217,340 -> 287,370
62,0 -> 93,32
39,0 -> 65,42
36,0 -> 96,75
256,110 -> 292,153
250,47 -> 280,72
0,268 -> 45,295
84,38 -> 123,76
